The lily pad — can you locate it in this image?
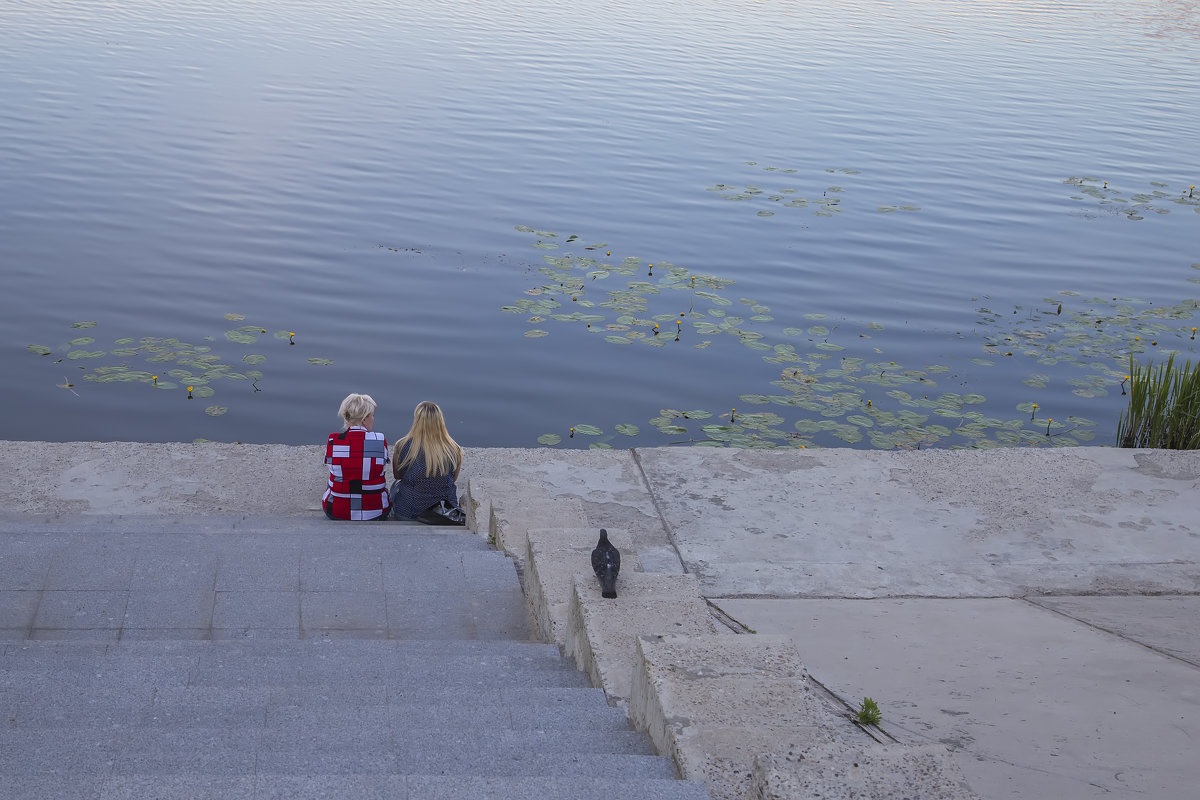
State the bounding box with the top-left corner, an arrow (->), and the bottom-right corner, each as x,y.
307,358 -> 335,366
615,424 -> 640,436
537,433 -> 562,446
26,344 -> 53,355
833,426 -> 864,443
573,424 -> 603,435
243,354 -> 267,365
524,330 -> 549,338
204,405 -> 228,416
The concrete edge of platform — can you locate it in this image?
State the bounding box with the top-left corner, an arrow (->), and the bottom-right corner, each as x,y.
513,517 -> 979,800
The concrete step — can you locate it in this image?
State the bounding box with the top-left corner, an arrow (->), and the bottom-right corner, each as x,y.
0,638 -> 689,790
0,513 -> 480,539
0,518 -> 711,800
0,525 -> 529,640
1,637 -> 568,659
30,773 -> 714,800
4,684 -> 632,731
0,638 -> 578,672
3,661 -> 592,691
1,641 -> 594,697
0,726 -> 678,776
405,775 -> 712,800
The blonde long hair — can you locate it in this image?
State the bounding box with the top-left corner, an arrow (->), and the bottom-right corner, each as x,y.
394,401 -> 462,478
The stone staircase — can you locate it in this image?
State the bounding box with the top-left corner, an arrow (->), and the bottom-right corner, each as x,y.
0,516 -> 710,799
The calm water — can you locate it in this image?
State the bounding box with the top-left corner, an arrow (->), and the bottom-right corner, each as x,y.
2,0 -> 1198,449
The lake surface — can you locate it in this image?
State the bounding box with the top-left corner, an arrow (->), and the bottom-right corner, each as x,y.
3,0 -> 1198,449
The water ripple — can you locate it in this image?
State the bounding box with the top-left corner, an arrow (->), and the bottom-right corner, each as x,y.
1,0 -> 1197,446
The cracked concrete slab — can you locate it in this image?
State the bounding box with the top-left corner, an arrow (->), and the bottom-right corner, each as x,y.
634,447 -> 1200,597
715,597 -> 1200,800
1026,594 -> 1200,667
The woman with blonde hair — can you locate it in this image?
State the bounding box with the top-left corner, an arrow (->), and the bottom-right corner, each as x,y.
322,393 -> 391,521
389,401 -> 465,524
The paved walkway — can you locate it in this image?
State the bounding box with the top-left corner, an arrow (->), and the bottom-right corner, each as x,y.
2,442 -> 1198,799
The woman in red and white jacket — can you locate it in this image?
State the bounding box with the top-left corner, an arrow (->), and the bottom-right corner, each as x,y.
322,393 -> 391,520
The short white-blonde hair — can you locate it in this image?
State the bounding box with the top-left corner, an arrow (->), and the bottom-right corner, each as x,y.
338,393 -> 377,426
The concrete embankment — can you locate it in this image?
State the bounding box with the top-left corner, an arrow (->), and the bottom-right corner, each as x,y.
3,441 -> 1198,799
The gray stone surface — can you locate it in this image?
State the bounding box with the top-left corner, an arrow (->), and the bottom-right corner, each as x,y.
0,525 -> 531,641
630,632 -> 853,800
0,499 -> 699,800
635,446 -> 1200,598
99,775 -> 257,800
566,572 -> 719,706
403,775 -> 710,800
5,440 -> 1200,799
0,441 -> 324,516
718,597 -> 1200,800
1027,594 -> 1200,666
749,745 -> 980,800
524,527 -> 642,646
464,449 -> 683,572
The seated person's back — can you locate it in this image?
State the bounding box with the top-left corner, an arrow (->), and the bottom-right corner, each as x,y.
390,400 -> 462,521
322,392 -> 391,521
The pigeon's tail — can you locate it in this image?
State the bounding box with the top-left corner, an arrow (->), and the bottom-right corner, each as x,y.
597,567 -> 618,599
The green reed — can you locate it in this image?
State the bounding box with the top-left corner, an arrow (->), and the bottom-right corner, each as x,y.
1116,354 -> 1200,449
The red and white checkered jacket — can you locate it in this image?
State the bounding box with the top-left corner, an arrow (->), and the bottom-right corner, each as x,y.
322,427 -> 390,520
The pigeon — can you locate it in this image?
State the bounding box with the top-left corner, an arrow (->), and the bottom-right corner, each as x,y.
591,528 -> 621,599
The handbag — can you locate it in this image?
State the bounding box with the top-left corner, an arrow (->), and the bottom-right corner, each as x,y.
415,500 -> 466,526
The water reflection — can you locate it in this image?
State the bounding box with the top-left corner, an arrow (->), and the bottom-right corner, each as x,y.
1,0 -> 1197,447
